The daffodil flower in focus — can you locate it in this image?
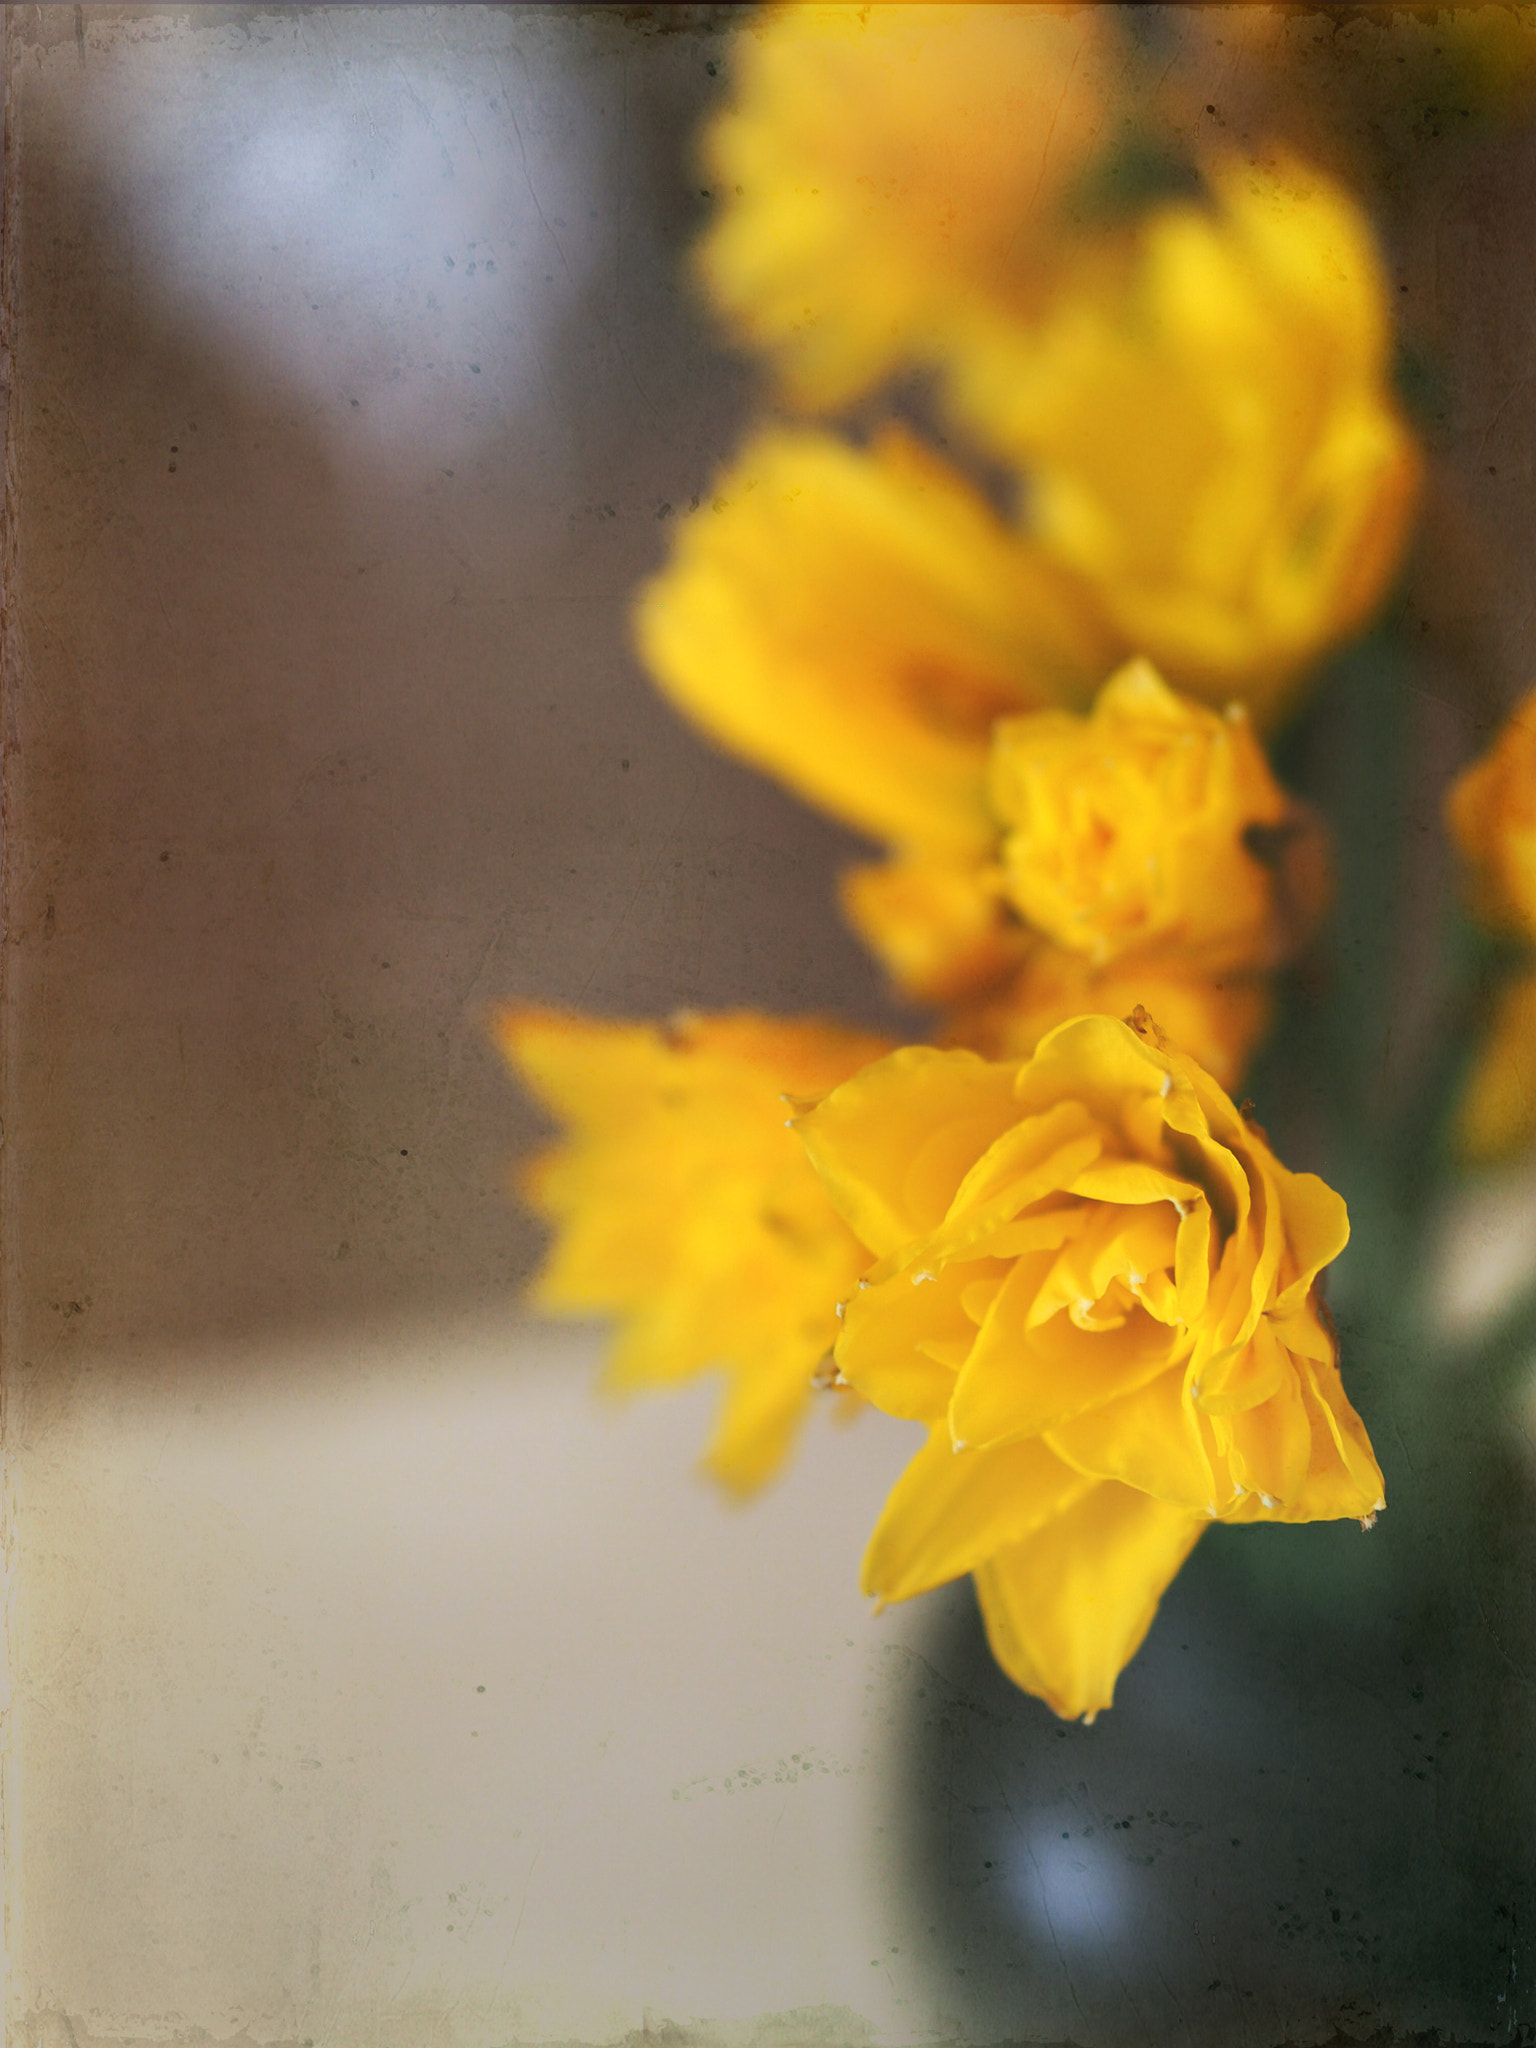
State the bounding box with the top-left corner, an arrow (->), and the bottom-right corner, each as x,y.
497,1006 -> 892,1492
795,1012 -> 1383,1719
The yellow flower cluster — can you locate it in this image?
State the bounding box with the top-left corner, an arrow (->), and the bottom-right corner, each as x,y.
1445,689 -> 1536,1159
498,4 -> 1408,1717
691,5 -> 1420,724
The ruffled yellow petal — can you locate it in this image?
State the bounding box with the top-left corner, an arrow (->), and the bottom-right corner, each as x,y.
831,1251 -> 979,1424
863,1428 -> 1094,1607
634,426 -> 1116,857
796,1045 -> 1022,1256
697,2 -> 1130,411
974,1485 -> 1207,1721
799,1013 -> 1378,1706
952,1254 -> 1183,1454
988,659 -> 1331,971
498,1006 -> 892,1491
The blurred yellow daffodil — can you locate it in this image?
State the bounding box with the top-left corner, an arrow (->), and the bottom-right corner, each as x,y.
634,423 -> 1117,860
697,2 -> 1131,412
1451,971 -> 1536,1164
638,412 -> 1329,1047
498,1005 -> 891,1492
697,2 -> 1419,725
1446,689 -> 1536,1158
796,1013 -> 1383,1718
948,153 -> 1421,724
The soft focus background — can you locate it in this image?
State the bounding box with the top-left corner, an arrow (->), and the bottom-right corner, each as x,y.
12,7 -> 1536,2046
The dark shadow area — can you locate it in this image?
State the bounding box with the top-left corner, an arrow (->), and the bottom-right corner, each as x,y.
4,6 -> 906,1374
892,1426 -> 1536,2048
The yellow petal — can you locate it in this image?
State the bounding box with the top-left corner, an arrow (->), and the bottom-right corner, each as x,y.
1222,1348 -> 1384,1525
634,425 -> 1114,856
496,1006 -> 890,1492
1045,1361 -> 1220,1513
1220,1355 -> 1314,1506
946,944 -> 1274,1094
797,1045 -> 1022,1256
951,1254 -> 1183,1451
973,1485 -> 1207,1719
947,153 -> 1421,723
703,1356 -> 827,1498
862,1428 -> 1093,1605
834,1254 -> 996,1423
987,659 -> 1329,973
840,854 -> 1030,1007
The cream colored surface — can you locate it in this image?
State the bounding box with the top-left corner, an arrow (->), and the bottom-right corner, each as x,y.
13,1313 -> 933,2046
2,7 -> 942,2043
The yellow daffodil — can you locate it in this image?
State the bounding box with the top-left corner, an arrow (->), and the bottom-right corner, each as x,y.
796,1013 -> 1383,1718
949,154 -> 1421,723
988,659 -> 1331,972
634,424 -> 1117,859
697,2 -> 1130,412
845,659 -> 1328,1030
498,1005 -> 892,1492
1446,687 -> 1536,943
946,944 -> 1273,1096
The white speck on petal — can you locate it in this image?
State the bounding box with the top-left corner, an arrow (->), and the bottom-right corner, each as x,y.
912,1270 -> 936,1286
1159,1073 -> 1172,1097
1259,1492 -> 1277,1509
952,1436 -> 967,1453
834,1300 -> 845,1319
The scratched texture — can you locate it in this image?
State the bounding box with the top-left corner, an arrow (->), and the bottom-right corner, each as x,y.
11,8 -> 1536,2048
